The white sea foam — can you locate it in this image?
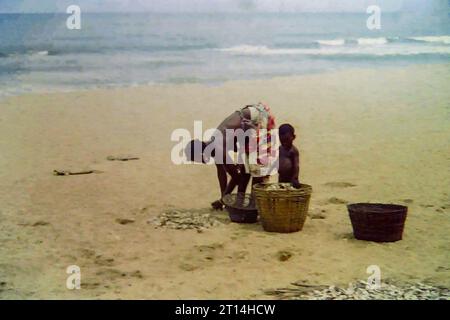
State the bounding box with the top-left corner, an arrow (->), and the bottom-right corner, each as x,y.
218,44 -> 450,56
218,45 -> 273,55
316,39 -> 346,46
408,36 -> 450,45
357,38 -> 388,45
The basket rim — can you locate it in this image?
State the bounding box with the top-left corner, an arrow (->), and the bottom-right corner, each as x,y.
347,203 -> 407,213
222,193 -> 256,211
253,183 -> 313,192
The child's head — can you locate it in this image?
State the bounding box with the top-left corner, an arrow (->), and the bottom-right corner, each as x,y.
279,124 -> 296,148
184,139 -> 207,163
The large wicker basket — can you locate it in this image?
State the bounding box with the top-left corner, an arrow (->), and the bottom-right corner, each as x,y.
347,203 -> 408,242
253,183 -> 312,233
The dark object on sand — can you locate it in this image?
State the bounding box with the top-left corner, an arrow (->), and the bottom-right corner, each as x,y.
253,183 -> 312,233
222,193 -> 258,224
107,155 -> 139,161
347,203 -> 408,242
211,200 -> 225,210
53,170 -> 100,176
116,218 -> 135,225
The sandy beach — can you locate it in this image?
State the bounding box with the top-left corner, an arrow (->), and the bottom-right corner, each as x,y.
0,64 -> 449,299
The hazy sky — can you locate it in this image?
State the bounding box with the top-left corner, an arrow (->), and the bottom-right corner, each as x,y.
0,0 -> 446,13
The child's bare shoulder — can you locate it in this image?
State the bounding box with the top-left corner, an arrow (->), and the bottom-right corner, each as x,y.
291,145 -> 300,156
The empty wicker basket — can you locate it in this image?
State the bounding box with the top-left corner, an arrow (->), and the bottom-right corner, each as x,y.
253,183 -> 312,233
348,203 -> 408,242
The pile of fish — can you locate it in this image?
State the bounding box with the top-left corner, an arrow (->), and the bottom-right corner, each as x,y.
262,183 -> 297,191
147,209 -> 223,232
266,280 -> 450,300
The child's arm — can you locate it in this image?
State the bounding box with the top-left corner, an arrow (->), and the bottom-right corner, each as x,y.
291,147 -> 301,189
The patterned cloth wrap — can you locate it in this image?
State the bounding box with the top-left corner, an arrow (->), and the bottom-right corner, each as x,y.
239,103 -> 277,177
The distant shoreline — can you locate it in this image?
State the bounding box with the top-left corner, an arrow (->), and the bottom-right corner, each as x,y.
2,62 -> 449,102
1,12 -> 448,99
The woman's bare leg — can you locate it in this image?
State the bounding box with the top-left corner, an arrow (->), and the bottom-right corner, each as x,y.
212,164 -> 227,210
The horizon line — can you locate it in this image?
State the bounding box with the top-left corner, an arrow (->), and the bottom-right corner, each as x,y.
0,10 -> 405,14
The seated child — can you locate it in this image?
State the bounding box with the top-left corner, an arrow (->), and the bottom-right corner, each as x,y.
278,124 -> 301,189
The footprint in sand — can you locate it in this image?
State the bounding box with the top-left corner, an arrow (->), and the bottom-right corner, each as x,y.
79,249 -> 117,268
179,263 -> 198,272
231,250 -> 249,260
308,208 -> 327,219
129,270 -> 144,279
79,248 -> 96,259
0,281 -> 8,293
179,243 -> 225,271
94,255 -> 115,267
82,282 -> 101,290
436,266 -> 450,272
196,243 -> 224,261
324,197 -> 348,205
115,218 -> 135,225
95,268 -> 144,280
335,232 -> 355,241
276,250 -> 293,262
324,182 -> 356,188
32,221 -> 51,227
18,221 -> 51,227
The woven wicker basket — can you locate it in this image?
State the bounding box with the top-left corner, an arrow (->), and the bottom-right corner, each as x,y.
253,183 -> 312,233
347,203 -> 408,242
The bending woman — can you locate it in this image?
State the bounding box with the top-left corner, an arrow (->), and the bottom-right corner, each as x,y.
185,103 -> 276,210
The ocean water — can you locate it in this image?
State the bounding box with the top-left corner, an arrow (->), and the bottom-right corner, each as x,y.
0,12 -> 449,97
